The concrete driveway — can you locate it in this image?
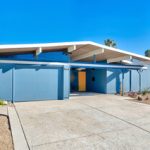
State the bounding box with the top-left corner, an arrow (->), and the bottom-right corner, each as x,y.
14,93 -> 150,150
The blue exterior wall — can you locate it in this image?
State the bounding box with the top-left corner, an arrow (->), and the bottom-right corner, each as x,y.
13,65 -> 64,101
135,65 -> 150,91
106,66 -> 150,94
1,50 -> 150,101
141,66 -> 150,90
0,51 -> 70,62
86,69 -> 107,93
0,51 -> 70,101
106,69 -> 130,94
0,64 -> 13,101
70,69 -> 78,92
0,64 -> 70,102
130,70 -> 139,92
107,69 -> 122,94
70,68 -> 107,93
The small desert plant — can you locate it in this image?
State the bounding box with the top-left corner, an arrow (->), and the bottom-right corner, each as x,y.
0,99 -> 7,106
141,87 -> 150,95
0,100 -> 5,106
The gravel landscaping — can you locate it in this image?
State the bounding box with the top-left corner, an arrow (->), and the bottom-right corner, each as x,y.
126,92 -> 150,105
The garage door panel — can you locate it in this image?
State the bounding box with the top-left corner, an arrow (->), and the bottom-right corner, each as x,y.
13,66 -> 62,102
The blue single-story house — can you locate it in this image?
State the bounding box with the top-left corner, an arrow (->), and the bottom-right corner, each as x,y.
0,41 -> 150,102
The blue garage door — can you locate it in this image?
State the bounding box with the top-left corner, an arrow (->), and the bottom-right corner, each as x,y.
13,65 -> 63,102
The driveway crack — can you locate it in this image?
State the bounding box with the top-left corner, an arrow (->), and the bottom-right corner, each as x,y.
77,102 -> 150,135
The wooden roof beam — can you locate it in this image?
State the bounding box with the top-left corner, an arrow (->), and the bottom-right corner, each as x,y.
107,56 -> 132,63
72,48 -> 104,61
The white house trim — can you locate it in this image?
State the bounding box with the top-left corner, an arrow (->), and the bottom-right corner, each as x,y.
0,60 -> 147,70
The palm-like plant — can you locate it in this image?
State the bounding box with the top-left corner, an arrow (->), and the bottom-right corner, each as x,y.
104,39 -> 117,48
145,49 -> 150,57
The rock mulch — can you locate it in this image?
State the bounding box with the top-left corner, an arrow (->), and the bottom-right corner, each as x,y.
126,92 -> 150,105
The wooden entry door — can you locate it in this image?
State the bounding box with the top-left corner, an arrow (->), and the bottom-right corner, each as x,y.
78,71 -> 86,91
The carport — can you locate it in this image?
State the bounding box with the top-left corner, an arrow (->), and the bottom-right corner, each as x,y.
70,62 -> 147,94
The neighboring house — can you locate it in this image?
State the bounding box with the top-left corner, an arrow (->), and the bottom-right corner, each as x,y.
0,41 -> 150,102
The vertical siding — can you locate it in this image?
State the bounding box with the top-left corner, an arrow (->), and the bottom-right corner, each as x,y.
131,70 -> 139,92
123,71 -> 130,92
107,66 -> 150,93
141,65 -> 150,90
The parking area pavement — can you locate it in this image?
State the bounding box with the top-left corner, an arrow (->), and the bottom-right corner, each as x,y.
14,93 -> 150,150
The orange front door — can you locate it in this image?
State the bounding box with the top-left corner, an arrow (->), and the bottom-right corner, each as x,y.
78,71 -> 86,91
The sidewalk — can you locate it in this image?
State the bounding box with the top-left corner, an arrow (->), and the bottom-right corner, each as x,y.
8,105 -> 29,150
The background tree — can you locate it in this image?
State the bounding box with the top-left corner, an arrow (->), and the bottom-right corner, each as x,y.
145,49 -> 150,57
104,39 -> 117,48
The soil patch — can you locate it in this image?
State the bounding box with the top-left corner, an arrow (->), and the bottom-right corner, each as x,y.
0,113 -> 13,150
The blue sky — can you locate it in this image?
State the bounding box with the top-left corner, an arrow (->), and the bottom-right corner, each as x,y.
0,0 -> 149,55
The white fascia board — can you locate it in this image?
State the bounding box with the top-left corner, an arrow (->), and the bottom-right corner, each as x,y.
68,45 -> 76,52
0,59 -> 146,70
35,47 -> 42,56
70,63 -> 147,70
0,60 -> 69,67
0,41 -> 90,49
107,56 -> 132,63
73,48 -> 104,61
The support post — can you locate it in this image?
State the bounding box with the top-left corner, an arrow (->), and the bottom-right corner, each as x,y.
129,70 -> 132,92
138,70 -> 142,93
68,53 -> 71,63
93,54 -> 96,63
12,66 -> 14,103
122,71 -> 124,96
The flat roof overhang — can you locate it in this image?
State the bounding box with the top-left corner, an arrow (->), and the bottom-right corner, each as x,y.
0,60 -> 147,70
0,41 -> 150,64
